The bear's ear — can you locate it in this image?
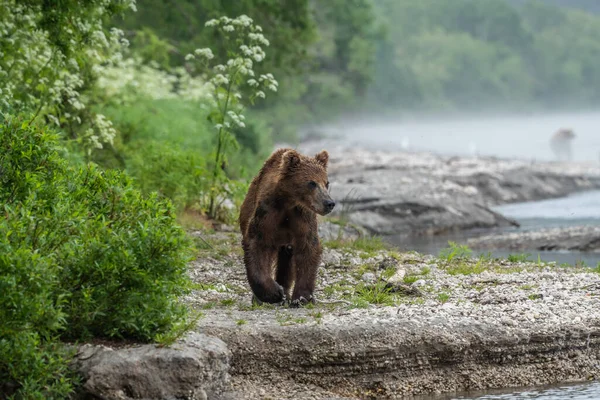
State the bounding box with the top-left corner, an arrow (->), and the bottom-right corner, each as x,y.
281,149 -> 301,171
314,150 -> 329,169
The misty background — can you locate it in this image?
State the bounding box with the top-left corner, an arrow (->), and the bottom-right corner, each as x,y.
110,0 -> 600,165
116,0 -> 599,135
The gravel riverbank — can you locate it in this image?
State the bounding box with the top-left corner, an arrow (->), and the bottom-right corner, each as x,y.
184,230 -> 600,399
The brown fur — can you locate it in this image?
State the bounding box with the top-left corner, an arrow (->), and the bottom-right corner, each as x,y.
239,148 -> 334,305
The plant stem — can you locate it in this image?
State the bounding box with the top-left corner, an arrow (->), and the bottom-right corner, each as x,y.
208,71 -> 236,218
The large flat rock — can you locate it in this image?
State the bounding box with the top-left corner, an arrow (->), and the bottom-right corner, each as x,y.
293,140 -> 600,236
201,308 -> 600,399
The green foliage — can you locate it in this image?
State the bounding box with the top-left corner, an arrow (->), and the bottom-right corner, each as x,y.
446,260 -> 487,276
439,241 -> 473,262
185,15 -> 278,219
403,267 -> 430,283
0,0 -> 135,153
0,116 -> 193,397
437,292 -> 451,303
324,235 -> 387,255
95,96 -> 266,218
507,253 -> 532,262
351,281 -> 396,307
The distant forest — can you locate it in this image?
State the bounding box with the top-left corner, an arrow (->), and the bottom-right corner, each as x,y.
507,0 -> 600,14
112,0 -> 600,126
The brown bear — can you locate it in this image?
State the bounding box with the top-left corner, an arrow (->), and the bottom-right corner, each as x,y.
550,128 -> 576,161
239,148 -> 335,306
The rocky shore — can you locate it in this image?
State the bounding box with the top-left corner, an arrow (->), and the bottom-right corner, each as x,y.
295,139 -> 600,237
72,231 -> 600,400
467,225 -> 600,253
194,231 -> 600,399
69,144 -> 600,400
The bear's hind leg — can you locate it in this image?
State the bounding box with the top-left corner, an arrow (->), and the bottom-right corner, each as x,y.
276,245 -> 294,300
243,239 -> 285,304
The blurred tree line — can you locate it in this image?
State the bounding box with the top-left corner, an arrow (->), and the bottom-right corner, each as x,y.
369,0 -> 600,112
117,0 -> 600,132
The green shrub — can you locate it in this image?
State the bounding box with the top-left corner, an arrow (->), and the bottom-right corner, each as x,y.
125,140 -> 209,210
0,115 -> 193,398
96,97 -> 270,215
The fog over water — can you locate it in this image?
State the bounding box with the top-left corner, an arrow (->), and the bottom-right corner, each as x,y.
319,110 -> 600,265
322,110 -> 600,162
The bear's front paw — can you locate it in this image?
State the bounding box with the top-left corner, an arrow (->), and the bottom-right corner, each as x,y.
290,294 -> 314,308
253,281 -> 286,305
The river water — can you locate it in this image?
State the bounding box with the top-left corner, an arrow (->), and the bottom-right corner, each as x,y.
432,381 -> 600,399
391,189 -> 600,267
321,111 -> 600,399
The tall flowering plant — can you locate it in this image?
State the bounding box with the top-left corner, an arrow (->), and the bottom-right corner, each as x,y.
186,15 -> 278,219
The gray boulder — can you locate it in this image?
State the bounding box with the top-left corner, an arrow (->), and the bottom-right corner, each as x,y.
71,332 -> 231,400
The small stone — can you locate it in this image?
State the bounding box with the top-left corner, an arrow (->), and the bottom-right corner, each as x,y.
362,272 -> 376,283
321,249 -> 342,266
413,279 -> 426,287
386,267 -> 406,284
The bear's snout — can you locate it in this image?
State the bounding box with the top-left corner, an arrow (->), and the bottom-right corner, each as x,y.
324,199 -> 336,214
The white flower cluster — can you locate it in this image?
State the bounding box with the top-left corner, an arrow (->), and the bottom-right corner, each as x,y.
81,113 -> 117,155
0,0 -> 136,153
185,14 -> 279,132
95,58 -> 210,103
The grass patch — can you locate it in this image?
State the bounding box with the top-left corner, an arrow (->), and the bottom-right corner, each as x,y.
325,235 -> 387,255
381,266 -> 397,280
507,253 -> 531,263
275,312 -> 306,326
200,302 -> 217,310
155,311 -> 203,346
350,282 -> 396,307
220,299 -> 236,307
437,292 -> 450,303
518,284 -> 534,291
402,266 -> 431,283
193,234 -> 243,259
193,282 -> 218,291
439,241 -> 472,262
446,260 -> 487,275
236,319 -> 247,326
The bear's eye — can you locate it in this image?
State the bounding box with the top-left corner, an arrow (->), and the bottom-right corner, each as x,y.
326,181 -> 330,189
308,181 -> 317,189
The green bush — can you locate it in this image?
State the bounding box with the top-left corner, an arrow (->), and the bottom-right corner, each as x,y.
0,116 -> 193,398
94,97 -> 270,214
124,140 -> 209,212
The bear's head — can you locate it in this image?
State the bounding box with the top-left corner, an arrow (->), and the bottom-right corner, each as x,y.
279,149 -> 335,215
